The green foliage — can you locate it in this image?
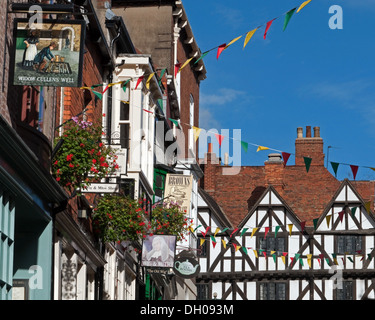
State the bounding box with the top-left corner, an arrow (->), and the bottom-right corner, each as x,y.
52,116 -> 118,194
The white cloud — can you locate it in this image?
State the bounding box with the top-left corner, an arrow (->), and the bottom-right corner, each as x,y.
200,88 -> 246,106
199,108 -> 222,130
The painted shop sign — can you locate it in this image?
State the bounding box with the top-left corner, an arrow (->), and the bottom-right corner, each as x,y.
141,235 -> 177,268
164,174 -> 193,215
13,19 -> 85,87
81,183 -> 120,194
173,250 -> 200,279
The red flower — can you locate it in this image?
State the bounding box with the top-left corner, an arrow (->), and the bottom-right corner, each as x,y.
99,142 -> 103,147
54,160 -> 58,165
80,143 -> 85,147
92,159 -> 97,164
100,156 -> 105,163
139,222 -> 145,226
66,154 -> 73,161
56,177 -> 61,182
69,163 -> 74,168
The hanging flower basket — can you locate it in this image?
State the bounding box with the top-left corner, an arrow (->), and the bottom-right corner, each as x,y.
52,116 -> 118,194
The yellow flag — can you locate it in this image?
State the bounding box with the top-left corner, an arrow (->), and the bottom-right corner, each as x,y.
188,225 -> 194,233
192,126 -> 202,142
243,28 -> 257,49
146,72 -> 155,89
214,227 -> 221,237
326,214 -> 332,228
288,224 -> 293,236
222,239 -> 227,249
257,146 -> 269,152
281,255 -> 286,265
236,245 -> 241,252
178,57 -> 194,73
297,0 -> 312,13
251,227 -> 258,238
200,238 -> 206,246
365,201 -> 371,214
307,254 -> 312,268
80,86 -> 91,90
253,250 -> 258,258
270,251 -> 276,255
225,35 -> 243,49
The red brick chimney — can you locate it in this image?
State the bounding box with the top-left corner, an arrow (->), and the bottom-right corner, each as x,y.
295,126 -> 325,166
264,153 -> 284,189
201,143 -> 219,192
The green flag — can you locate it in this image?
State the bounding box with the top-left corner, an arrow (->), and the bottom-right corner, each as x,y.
274,226 -> 281,238
313,218 -> 319,230
240,228 -> 248,236
330,162 -> 339,177
283,8 -> 297,31
121,79 -> 131,93
169,118 -> 179,127
158,68 -> 167,86
241,246 -> 248,255
304,157 -> 312,172
92,90 -> 102,100
351,207 -> 357,218
194,51 -> 209,65
240,141 -> 248,153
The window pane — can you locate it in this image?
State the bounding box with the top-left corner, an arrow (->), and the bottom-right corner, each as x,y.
120,123 -> 129,149
120,101 -> 129,120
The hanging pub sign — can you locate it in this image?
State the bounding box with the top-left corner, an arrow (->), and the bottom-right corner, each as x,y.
164,174 -> 193,215
173,250 -> 200,279
13,19 -> 85,87
141,235 -> 176,268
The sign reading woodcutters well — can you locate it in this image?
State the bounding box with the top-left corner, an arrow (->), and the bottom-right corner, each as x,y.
164,174 -> 193,215
13,19 -> 85,87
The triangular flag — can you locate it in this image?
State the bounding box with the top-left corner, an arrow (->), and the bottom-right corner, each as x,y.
232,243 -> 237,251
236,245 -> 241,252
338,210 -> 345,223
240,228 -> 248,237
145,72 -> 155,89
288,224 -> 293,236
201,226 -> 210,238
214,227 -> 221,237
178,57 -> 194,74
330,162 -> 339,177
194,225 -> 202,232
297,0 -> 312,13
192,126 -> 202,142
299,258 -> 304,266
210,235 -> 216,243
264,227 -> 270,239
271,251 -> 277,263
216,43 -> 226,60
294,253 -> 301,261
215,133 -> 224,146
351,207 -> 357,218
283,8 -> 296,31
92,91 -> 102,100
251,228 -> 258,238
281,254 -> 287,265
313,218 -> 319,230
307,254 -> 312,268
121,79 -> 131,92
135,76 -> 144,90
347,256 -> 354,263
261,250 -> 267,258
243,28 -> 257,49
304,157 -> 312,172
274,226 -> 281,238
212,241 -> 217,249
282,152 -> 291,167
300,221 -> 306,233
221,227 -> 229,233
158,68 -> 167,86
102,84 -> 110,94
264,19 -> 275,40
257,146 -> 269,152
350,165 -> 359,180
241,247 -> 248,255
174,63 -> 182,77
194,51 -> 209,65
225,35 -> 242,49
241,141 -> 249,153
169,118 -> 179,127
365,201 -> 371,214
230,228 -> 239,237
326,214 -> 332,228
253,250 -> 258,258
222,239 -> 227,249
200,238 -> 206,246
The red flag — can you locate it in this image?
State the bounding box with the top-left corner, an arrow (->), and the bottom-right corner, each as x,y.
102,85 -> 109,94
264,227 -> 270,239
135,76 -> 144,90
230,228 -> 239,237
264,19 -> 276,39
212,241 -> 217,249
232,243 -> 237,251
216,43 -> 226,60
201,226 -> 210,237
282,152 -> 291,167
350,165 -> 359,180
174,63 -> 182,77
300,221 -> 306,233
215,133 -> 224,146
338,210 -> 345,223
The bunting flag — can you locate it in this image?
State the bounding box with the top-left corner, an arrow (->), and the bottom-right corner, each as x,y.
215,133 -> 225,146
304,157 -> 312,172
225,35 -> 243,49
282,152 -> 291,167
288,224 -> 293,236
313,218 -> 319,230
222,239 -> 227,249
145,72 -> 155,89
299,258 -> 304,266
271,251 -> 277,263
330,162 -> 339,177
264,227 -> 270,239
194,225 -> 202,232
158,68 -> 167,86
178,57 -> 194,74
365,201 -> 371,214
243,28 -> 257,49
307,254 -> 312,268
201,226 -> 210,238
257,146 -> 269,152
251,227 -> 258,238
169,118 -> 179,127
135,76 -> 144,90
281,252 -> 288,265
240,228 -> 249,236
92,91 -> 102,100
326,214 -> 332,228
122,79 -> 131,92
300,221 -> 306,233
241,141 -> 249,153
212,241 -> 217,249
351,207 -> 357,218
194,51 -> 209,65
350,165 -> 359,180
214,227 -> 221,237
253,250 -> 259,258
274,225 -> 281,238
338,210 -> 345,223
297,0 -> 312,13
242,246 -> 248,255
210,235 -> 217,243
174,63 -> 182,77
264,19 -> 275,40
230,228 -> 239,237
192,126 -> 202,142
188,225 -> 194,233
200,238 -> 206,246
283,8 -> 297,31
217,43 -> 227,60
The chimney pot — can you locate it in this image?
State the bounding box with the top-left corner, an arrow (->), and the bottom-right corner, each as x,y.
306,126 -> 311,138
208,143 -> 213,153
314,126 -> 320,138
297,127 -> 303,138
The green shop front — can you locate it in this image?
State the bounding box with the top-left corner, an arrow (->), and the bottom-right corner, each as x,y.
0,116 -> 67,299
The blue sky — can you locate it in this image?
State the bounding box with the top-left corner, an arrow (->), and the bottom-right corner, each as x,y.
183,0 -> 375,181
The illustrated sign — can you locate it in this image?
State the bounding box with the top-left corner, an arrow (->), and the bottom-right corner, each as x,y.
13,19 -> 85,87
141,235 -> 176,268
173,250 -> 200,279
164,174 -> 193,215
